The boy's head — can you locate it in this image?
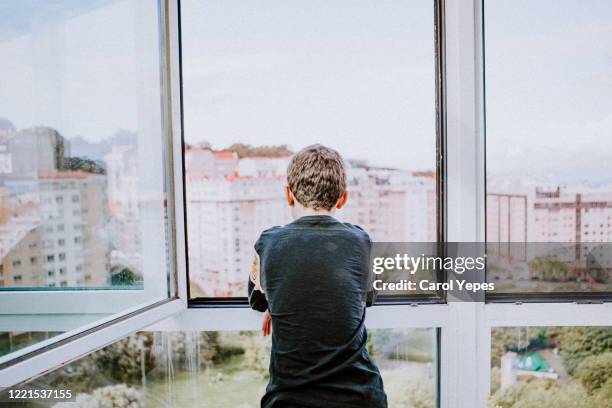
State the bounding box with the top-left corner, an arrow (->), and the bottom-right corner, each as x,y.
286,144 -> 347,212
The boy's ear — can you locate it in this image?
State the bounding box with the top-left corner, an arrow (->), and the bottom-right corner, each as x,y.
336,191 -> 348,209
285,185 -> 295,207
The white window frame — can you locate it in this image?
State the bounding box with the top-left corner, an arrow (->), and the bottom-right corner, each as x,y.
151,2 -> 612,408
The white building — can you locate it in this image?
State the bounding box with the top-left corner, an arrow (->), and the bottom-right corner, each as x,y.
340,168 -> 436,242
104,144 -> 142,272
185,150 -> 438,296
238,157 -> 291,178
1,172 -> 110,288
184,148 -> 238,180
187,175 -> 289,296
487,182 -> 612,283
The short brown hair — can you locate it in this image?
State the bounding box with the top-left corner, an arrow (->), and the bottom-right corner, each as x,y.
287,144 -> 347,210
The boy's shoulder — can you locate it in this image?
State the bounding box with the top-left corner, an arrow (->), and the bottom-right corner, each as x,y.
254,225 -> 285,252
259,224 -> 285,236
255,220 -> 371,249
340,222 -> 372,243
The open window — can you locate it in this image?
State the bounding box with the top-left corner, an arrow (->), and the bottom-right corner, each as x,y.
0,0 -> 184,384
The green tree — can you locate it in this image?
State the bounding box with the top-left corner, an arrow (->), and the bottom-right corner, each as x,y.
490,366 -> 501,395
489,379 -> 596,408
92,332 -> 155,385
528,256 -> 570,282
557,327 -> 612,374
575,352 -> 612,394
61,157 -> 106,174
52,384 -> 143,408
595,377 -> 612,408
37,332 -> 155,394
241,332 -> 271,378
222,143 -> 293,158
110,266 -> 142,286
406,378 -> 435,408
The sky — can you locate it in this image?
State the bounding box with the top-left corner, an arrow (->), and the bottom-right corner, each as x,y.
484,0 -> 612,184
0,0 -> 159,144
0,0 -> 609,180
180,0 -> 436,171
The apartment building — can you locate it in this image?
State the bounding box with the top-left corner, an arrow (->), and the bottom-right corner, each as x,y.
1,172 -> 110,288
0,125 -> 112,288
487,184 -> 612,282
185,148 -> 437,296
187,175 -> 289,296
105,144 -> 142,273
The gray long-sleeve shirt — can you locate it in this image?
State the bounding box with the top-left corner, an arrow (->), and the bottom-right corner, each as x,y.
248,215 -> 387,408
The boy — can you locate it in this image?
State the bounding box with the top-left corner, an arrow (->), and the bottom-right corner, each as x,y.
248,144 -> 387,408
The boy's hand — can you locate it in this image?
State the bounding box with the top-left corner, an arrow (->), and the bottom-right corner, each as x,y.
262,310 -> 272,336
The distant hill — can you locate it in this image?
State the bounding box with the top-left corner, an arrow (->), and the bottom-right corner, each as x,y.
220,143 -> 293,158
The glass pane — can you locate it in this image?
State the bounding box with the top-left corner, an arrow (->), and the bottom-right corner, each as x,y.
182,0 -> 438,299
489,326 -> 612,407
484,0 -> 612,294
0,0 -> 172,363
0,328 -> 437,407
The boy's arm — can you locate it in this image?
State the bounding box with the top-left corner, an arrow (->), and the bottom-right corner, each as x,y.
248,280 -> 268,312
366,288 -> 377,307
365,261 -> 377,307
248,253 -> 268,312
364,231 -> 377,307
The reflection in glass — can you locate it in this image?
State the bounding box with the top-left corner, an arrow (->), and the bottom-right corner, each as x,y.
484,0 -> 612,293
489,326 -> 612,407
0,328 -> 436,407
487,241 -> 612,293
182,0 -> 437,298
0,0 -> 171,361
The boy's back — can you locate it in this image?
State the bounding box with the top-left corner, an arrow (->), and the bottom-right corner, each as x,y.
254,215 -> 387,408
